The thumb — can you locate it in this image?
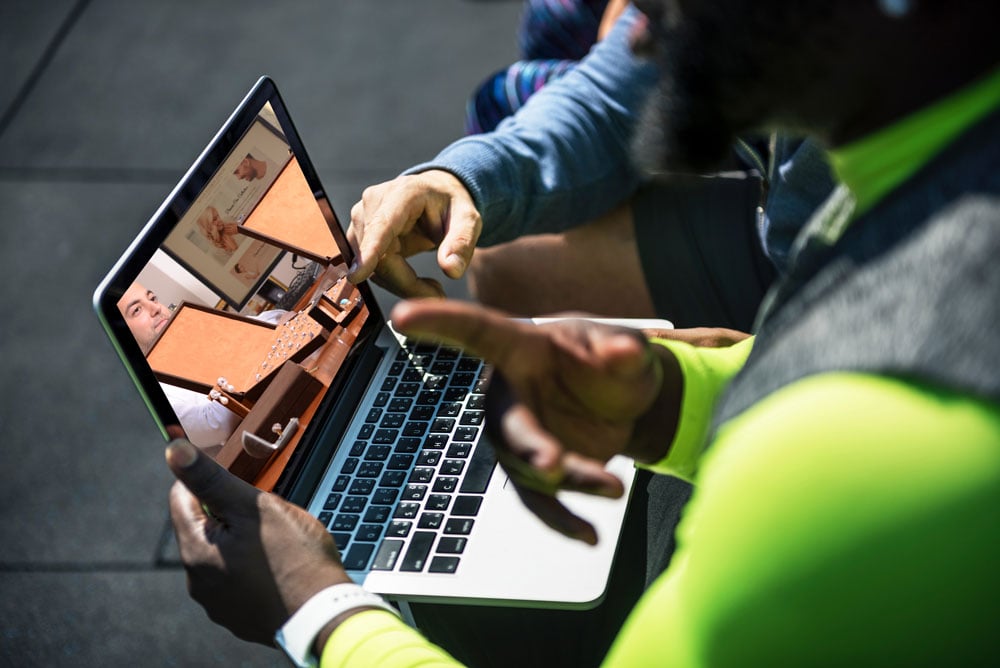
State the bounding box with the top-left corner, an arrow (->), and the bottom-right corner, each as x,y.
165,439 -> 259,518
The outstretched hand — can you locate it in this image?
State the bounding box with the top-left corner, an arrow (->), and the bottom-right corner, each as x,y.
166,439 -> 351,644
391,300 -> 682,544
347,170 -> 482,298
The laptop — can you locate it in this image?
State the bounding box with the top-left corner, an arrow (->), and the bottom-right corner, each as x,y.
93,77 -> 670,611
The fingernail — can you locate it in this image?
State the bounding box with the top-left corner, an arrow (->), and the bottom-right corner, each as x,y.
446,253 -> 466,274
166,439 -> 198,468
348,260 -> 359,276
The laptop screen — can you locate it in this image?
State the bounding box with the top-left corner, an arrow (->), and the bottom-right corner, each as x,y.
94,78 -> 384,488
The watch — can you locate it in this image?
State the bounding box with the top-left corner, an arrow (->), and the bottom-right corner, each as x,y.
274,583 -> 399,668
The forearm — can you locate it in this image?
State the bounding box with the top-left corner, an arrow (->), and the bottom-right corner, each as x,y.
405,7 -> 657,246
319,609 -> 461,668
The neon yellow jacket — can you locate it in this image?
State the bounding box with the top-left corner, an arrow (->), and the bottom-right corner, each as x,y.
319,337 -> 1000,666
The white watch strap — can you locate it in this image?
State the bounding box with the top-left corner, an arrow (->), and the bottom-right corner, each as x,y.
275,583 -> 398,668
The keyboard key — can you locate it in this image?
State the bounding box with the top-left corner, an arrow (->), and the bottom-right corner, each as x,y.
417,451 -> 442,467
451,495 -> 483,516
348,479 -> 376,495
356,524 -> 383,542
441,460 -> 465,476
416,390 -> 442,405
381,414 -> 405,429
450,372 -> 476,387
349,440 -> 367,457
373,488 -> 399,505
365,445 -> 392,461
365,407 -> 382,423
431,418 -> 455,434
357,461 -> 383,478
447,443 -> 472,458
388,454 -> 415,470
395,437 -> 421,454
389,397 -> 412,412
322,493 -> 343,511
411,354 -> 433,367
431,361 -> 455,375
467,395 -> 485,410
444,387 -> 468,402
332,475 -> 351,492
373,429 -> 399,445
437,347 -> 460,360
474,378 -> 489,393
457,357 -> 480,372
460,411 -> 485,426
318,511 -> 333,527
402,484 -> 427,501
423,375 -> 447,390
379,471 -> 407,488
426,494 -> 451,511
373,391 -> 390,407
358,424 -> 375,439
332,514 -> 359,532
429,556 -> 460,574
437,402 -> 462,418
410,405 -> 435,421
341,496 -> 367,513
418,512 -> 445,530
380,377 -> 398,392
343,543 -> 375,571
364,505 -> 391,523
444,518 -> 475,535
437,537 -> 468,554
403,421 -> 428,437
331,532 -> 351,550
397,382 -> 420,397
403,368 -> 423,382
400,531 -> 436,572
432,477 -> 459,493
409,467 -> 434,484
387,520 -> 413,537
424,434 -> 448,449
393,503 -> 420,519
460,438 -> 496,493
454,427 -> 478,443
372,539 -> 404,570
340,458 -> 359,474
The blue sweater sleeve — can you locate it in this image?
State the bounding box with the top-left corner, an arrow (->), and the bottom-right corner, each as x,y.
404,6 -> 659,246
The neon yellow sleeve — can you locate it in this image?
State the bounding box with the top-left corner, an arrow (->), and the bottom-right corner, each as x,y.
321,609 -> 461,667
603,373 -> 1000,666
642,336 -> 754,480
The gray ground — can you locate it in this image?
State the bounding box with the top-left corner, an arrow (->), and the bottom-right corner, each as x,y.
0,1 -> 521,664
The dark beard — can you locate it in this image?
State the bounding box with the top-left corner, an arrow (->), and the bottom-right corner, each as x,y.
631,0 -> 842,174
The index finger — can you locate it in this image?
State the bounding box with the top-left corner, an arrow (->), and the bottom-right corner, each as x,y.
390,299 -> 538,369
348,188 -> 429,284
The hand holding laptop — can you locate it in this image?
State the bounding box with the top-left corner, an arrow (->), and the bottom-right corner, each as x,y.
390,298 -> 683,545
166,437 -> 353,646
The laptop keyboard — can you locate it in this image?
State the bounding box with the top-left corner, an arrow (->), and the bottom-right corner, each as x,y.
315,340 -> 494,575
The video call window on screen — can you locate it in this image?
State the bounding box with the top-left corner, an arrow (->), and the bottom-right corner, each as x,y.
115,101 -> 371,471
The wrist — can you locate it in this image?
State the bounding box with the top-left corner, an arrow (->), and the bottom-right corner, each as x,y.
275,583 -> 398,668
625,343 -> 682,464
